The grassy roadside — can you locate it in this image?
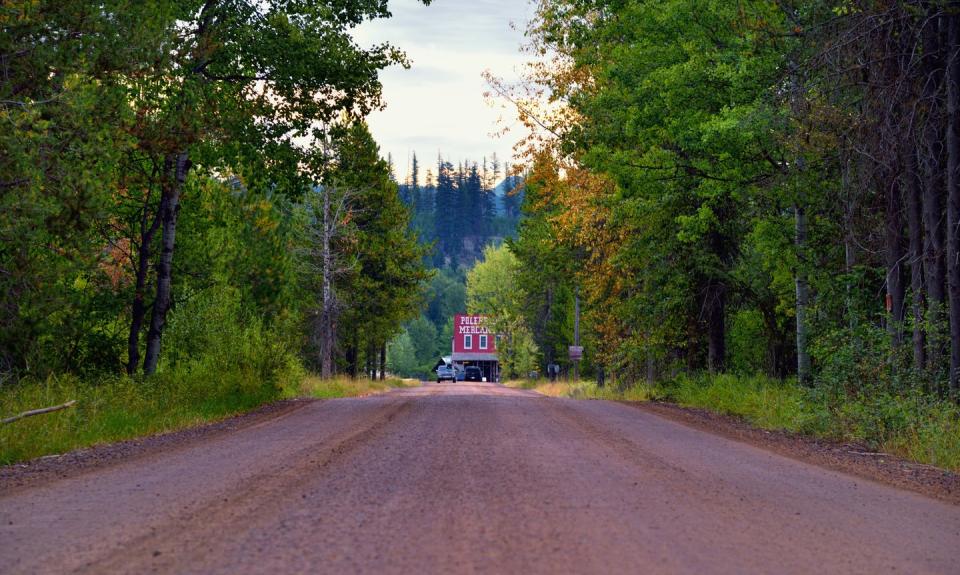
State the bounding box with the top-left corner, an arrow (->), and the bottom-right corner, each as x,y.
0,372 -> 416,466
290,375 -> 418,399
506,375 -> 960,472
506,378 -> 651,401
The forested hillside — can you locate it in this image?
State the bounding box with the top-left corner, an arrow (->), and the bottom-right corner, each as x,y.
397,153 -> 523,267
385,154 -> 523,377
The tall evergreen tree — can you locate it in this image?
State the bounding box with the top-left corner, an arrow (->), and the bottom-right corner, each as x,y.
328,123 -> 431,378
434,158 -> 460,267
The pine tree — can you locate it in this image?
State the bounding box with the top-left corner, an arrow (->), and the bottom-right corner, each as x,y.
434,157 -> 459,267
410,152 -> 421,211
328,123 -> 430,378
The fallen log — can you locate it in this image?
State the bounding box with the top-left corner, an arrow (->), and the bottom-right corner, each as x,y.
1,400 -> 77,424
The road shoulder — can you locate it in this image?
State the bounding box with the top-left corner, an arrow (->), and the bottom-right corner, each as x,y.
0,398 -> 313,495
622,400 -> 960,505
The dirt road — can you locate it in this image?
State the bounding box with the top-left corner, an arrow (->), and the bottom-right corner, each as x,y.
2,381 -> 958,574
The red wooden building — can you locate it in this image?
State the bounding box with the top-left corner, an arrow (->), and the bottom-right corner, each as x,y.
452,314 -> 499,382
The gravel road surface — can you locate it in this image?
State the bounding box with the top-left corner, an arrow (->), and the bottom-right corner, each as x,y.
2,381 -> 958,574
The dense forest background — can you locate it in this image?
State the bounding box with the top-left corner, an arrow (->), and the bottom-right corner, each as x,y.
386,155 -> 524,378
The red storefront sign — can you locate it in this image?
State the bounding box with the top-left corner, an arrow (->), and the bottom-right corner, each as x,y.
453,314 -> 497,354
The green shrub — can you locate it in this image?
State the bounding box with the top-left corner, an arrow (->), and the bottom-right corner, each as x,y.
657,373 -> 816,433
726,310 -> 768,375
0,286 -> 304,465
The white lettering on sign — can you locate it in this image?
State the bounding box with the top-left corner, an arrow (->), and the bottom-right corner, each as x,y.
457,325 -> 491,335
457,315 -> 491,336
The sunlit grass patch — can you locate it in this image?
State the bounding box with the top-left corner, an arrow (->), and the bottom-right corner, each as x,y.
0,371 -> 419,466
504,378 -> 652,401
292,375 -> 417,400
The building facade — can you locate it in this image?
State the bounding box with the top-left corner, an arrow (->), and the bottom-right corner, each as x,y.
452,314 -> 499,382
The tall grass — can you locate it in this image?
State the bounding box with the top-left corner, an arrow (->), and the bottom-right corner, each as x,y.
0,369 -> 289,466
0,364 -> 421,465
659,374 -> 815,432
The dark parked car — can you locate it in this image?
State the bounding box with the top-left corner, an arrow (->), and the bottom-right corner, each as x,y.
464,366 -> 483,382
436,365 -> 456,383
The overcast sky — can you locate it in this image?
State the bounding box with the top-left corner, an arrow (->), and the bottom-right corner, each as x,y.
352,0 -> 534,184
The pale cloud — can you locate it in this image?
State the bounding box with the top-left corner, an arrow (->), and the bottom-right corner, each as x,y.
353,0 -> 533,183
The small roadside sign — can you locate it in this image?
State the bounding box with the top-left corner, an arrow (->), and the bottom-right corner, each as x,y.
569,346 -> 584,361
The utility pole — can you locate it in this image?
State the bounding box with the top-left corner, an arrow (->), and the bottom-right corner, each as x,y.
574,289 -> 581,382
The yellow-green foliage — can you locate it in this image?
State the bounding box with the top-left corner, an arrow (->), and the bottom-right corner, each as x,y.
511,373 -> 960,472
506,379 -> 652,401
888,404 -> 960,472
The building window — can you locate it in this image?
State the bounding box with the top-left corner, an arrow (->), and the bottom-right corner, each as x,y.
464,335 -> 473,349
479,335 -> 488,350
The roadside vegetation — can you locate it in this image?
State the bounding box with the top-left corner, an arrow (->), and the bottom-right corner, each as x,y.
479,2 -> 960,473
506,379 -> 651,401
1,371 -> 288,467
665,375 -> 960,472
1,2 -> 433,466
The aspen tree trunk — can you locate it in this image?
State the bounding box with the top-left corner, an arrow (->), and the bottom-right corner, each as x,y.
320,188 -> 334,379
842,154 -> 858,333
905,146 -> 927,370
789,58 -> 812,386
144,152 -> 190,376
945,10 -> 960,394
367,343 -> 375,380
543,286 -> 554,366
573,290 -> 580,381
